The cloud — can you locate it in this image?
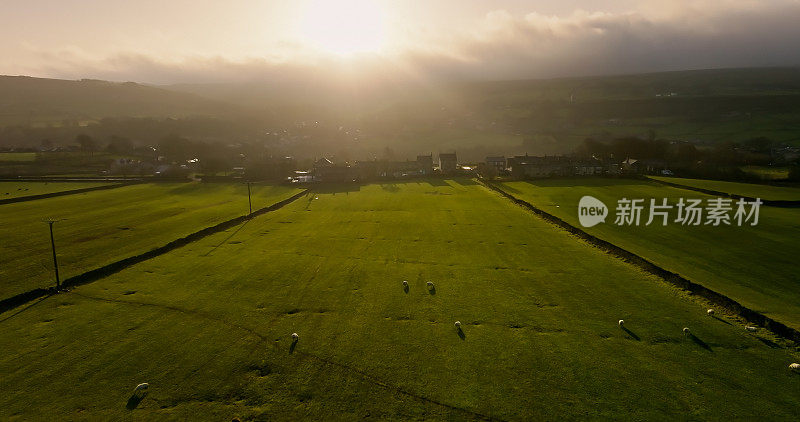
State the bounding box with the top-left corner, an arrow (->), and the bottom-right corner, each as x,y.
10,1 -> 800,84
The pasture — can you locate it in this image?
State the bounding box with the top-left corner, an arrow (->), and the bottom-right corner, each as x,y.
1,180 -> 798,420
649,175 -> 800,201
499,178 -> 800,329
0,181 -> 115,199
0,182 -> 302,300
0,152 -> 37,162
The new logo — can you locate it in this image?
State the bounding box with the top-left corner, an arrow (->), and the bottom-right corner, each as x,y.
578,196 -> 608,227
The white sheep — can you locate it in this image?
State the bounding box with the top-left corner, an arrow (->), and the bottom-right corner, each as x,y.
745,326 -> 758,332
454,321 -> 461,328
402,280 -> 409,287
291,332 -> 299,341
133,383 -> 149,397
707,309 -> 714,316
790,363 -> 800,372
682,327 -> 691,336
618,319 -> 624,327
426,281 -> 434,288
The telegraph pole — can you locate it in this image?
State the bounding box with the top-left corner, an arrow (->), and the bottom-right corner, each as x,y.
44,219 -> 61,290
247,181 -> 253,216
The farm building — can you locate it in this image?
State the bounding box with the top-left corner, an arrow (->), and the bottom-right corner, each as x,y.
486,156 -> 506,172
438,152 -> 458,174
510,155 -> 572,178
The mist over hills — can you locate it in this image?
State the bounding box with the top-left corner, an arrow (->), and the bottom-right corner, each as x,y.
0,76 -> 237,127
2,67 -> 800,161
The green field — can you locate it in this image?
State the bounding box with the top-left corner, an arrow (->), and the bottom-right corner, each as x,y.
0,152 -> 37,162
0,181 -> 116,199
649,176 -> 800,201
0,183 -> 302,299
741,165 -> 792,181
1,180 -> 798,420
499,178 -> 800,329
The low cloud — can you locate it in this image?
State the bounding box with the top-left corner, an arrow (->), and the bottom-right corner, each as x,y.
12,1 -> 800,84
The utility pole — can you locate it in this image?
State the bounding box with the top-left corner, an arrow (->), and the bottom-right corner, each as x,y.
44,219 -> 61,290
247,181 -> 252,216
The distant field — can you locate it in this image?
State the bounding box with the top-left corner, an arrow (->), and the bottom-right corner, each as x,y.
741,165 -> 791,180
0,152 -> 36,162
649,176 -> 800,201
500,178 -> 800,329
0,183 -> 303,299
0,181 -> 115,199
0,180 -> 798,420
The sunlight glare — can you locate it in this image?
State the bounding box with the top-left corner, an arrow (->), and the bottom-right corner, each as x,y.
297,0 -> 387,56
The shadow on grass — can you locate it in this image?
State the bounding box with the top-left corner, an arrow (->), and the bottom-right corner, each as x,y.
496,183 -> 522,194
289,339 -> 298,354
755,336 -> 782,349
522,177 -> 648,189
452,178 -> 479,186
688,333 -> 713,351
125,394 -> 145,410
428,286 -> 436,295
403,285 -> 409,294
380,184 -> 400,192
202,219 -> 250,257
457,327 -> 465,340
621,326 -> 641,341
0,295 -> 51,323
312,183 -> 362,194
426,179 -> 450,187
712,316 -> 732,325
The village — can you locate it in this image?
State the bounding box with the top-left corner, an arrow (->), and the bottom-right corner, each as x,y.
99,152 -> 672,183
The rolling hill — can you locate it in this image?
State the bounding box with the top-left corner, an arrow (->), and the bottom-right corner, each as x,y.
0,76 -> 237,127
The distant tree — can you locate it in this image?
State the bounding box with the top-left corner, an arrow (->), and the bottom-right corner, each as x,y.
157,134 -> 192,161
743,137 -> 774,154
201,156 -> 231,176
106,135 -> 134,154
76,133 -> 97,156
789,166 -> 800,182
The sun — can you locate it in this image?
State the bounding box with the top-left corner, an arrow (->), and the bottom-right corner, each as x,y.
297,0 -> 387,56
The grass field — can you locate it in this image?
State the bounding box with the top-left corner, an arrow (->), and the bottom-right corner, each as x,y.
0,180 -> 798,420
499,178 -> 800,330
740,165 -> 792,181
0,152 -> 37,162
649,176 -> 800,201
0,181 -> 116,199
0,183 -> 302,300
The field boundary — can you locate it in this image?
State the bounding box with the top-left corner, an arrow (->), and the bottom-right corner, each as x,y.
479,178 -> 800,344
0,189 -> 309,314
647,177 -> 800,208
0,181 -> 144,205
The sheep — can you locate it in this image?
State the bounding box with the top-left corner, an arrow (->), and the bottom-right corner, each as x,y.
707,309 -> 715,316
402,280 -> 409,288
133,383 -> 149,397
291,332 -> 299,341
682,327 -> 691,336
618,319 -> 624,327
745,326 -> 758,332
790,363 -> 800,372
454,321 -> 461,329
426,281 -> 434,288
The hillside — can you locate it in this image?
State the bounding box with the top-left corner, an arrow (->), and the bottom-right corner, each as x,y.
167,67 -> 800,156
2,68 -> 800,160
0,76 -> 237,127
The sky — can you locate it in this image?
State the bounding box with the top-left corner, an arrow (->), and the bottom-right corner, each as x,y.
2,0 -> 800,84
